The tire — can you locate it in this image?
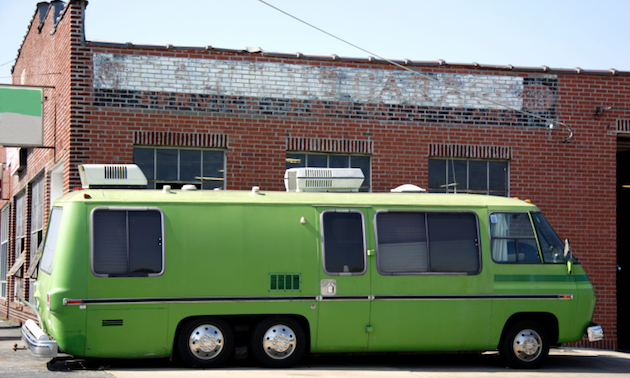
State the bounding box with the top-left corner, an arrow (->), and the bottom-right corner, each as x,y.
501,321 -> 550,369
176,317 -> 233,368
250,316 -> 306,368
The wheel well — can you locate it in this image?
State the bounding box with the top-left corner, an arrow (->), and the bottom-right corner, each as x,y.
499,313 -> 559,346
172,314 -> 311,356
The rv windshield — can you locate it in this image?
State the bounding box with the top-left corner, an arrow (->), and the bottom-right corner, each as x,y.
40,207 -> 64,274
531,213 -> 574,263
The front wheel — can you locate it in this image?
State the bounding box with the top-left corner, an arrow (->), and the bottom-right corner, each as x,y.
250,316 -> 306,368
501,321 -> 550,369
176,317 -> 233,368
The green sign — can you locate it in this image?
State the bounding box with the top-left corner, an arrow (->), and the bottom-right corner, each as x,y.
0,85 -> 44,147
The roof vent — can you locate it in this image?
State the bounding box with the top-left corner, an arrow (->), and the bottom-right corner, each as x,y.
284,168 -> 364,192
78,164 -> 147,189
390,184 -> 426,193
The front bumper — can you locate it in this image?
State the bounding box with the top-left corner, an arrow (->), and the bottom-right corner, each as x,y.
21,319 -> 58,359
587,323 -> 604,342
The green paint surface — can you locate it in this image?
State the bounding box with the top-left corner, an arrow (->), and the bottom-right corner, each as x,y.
0,86 -> 42,117
32,190 -> 597,359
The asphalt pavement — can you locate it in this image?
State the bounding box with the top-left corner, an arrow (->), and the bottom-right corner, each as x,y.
2,317 -> 630,378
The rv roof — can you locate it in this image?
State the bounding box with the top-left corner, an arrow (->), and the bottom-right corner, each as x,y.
55,188 -> 538,211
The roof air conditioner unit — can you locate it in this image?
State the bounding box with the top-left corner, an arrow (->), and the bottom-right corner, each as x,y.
284,168 -> 364,192
78,164 -> 148,189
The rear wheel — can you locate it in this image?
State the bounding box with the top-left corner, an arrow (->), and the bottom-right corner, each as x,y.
176,317 -> 233,368
501,321 -> 550,369
250,316 -> 306,368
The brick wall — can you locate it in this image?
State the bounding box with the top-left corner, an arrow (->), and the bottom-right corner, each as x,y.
1,0 -> 627,351
0,0 -> 80,323
79,45 -> 624,349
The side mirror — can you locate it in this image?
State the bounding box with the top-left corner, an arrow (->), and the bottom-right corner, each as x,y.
564,239 -> 573,274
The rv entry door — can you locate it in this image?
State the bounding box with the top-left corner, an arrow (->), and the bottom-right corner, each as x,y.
316,208 -> 371,351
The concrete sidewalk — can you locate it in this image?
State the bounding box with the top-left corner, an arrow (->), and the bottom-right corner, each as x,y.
0,318 -> 109,377
2,317 -> 630,378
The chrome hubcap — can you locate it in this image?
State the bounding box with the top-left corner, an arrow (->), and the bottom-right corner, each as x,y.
262,324 -> 296,360
189,324 -> 224,360
512,328 -> 542,362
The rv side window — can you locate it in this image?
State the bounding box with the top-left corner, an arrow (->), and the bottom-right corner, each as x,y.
376,212 -> 428,273
490,212 -> 541,264
427,213 -> 480,273
321,211 -> 366,275
92,208 -> 164,277
39,207 -> 64,275
376,211 -> 480,274
531,212 -> 569,263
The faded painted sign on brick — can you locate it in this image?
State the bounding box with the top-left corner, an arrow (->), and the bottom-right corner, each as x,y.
93,53 -> 556,112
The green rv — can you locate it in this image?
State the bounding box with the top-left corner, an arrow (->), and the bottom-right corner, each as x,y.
22,165 -> 603,369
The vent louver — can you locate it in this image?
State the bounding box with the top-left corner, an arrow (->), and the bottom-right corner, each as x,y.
104,165 -> 128,180
269,273 -> 301,291
78,164 -> 147,189
102,319 -> 123,327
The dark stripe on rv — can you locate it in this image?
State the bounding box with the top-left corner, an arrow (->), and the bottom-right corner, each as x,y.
373,294 -> 572,300
494,274 -> 589,283
319,295 -> 372,301
64,293 -> 572,306
64,296 -> 318,305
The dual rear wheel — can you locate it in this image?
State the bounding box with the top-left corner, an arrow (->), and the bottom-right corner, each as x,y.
176,316 -> 305,368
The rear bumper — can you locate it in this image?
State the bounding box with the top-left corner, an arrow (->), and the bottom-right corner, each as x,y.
587,323 -> 604,342
21,320 -> 58,359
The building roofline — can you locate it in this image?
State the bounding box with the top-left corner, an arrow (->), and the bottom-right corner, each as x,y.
85,39 -> 630,77
11,1 -> 74,76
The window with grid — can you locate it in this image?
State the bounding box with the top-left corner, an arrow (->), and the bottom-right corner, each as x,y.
133,147 -> 225,190
286,153 -> 371,192
28,177 -> 45,303
15,194 -> 26,260
428,158 -> 508,196
14,193 -> 26,301
1,205 -> 8,299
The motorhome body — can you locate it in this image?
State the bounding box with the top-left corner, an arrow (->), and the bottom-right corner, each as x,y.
22,166 -> 602,368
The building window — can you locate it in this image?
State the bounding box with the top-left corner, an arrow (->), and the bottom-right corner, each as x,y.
91,208 -> 164,277
14,193 -> 26,300
321,210 -> 366,275
15,194 -> 26,260
286,153 -> 371,192
28,177 -> 45,303
428,158 -> 508,196
133,147 -> 225,190
1,205 -> 8,299
375,211 -> 480,274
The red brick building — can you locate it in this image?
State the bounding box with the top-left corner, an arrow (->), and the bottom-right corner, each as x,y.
1,0 -> 628,351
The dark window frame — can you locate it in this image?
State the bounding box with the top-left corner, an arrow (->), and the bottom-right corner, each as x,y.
133,147 -> 226,190
489,211 -> 543,264
374,210 -> 482,275
1,205 -> 9,298
90,207 -> 165,278
39,207 -> 64,275
428,158 -> 508,196
286,152 -> 371,192
320,209 -> 367,276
